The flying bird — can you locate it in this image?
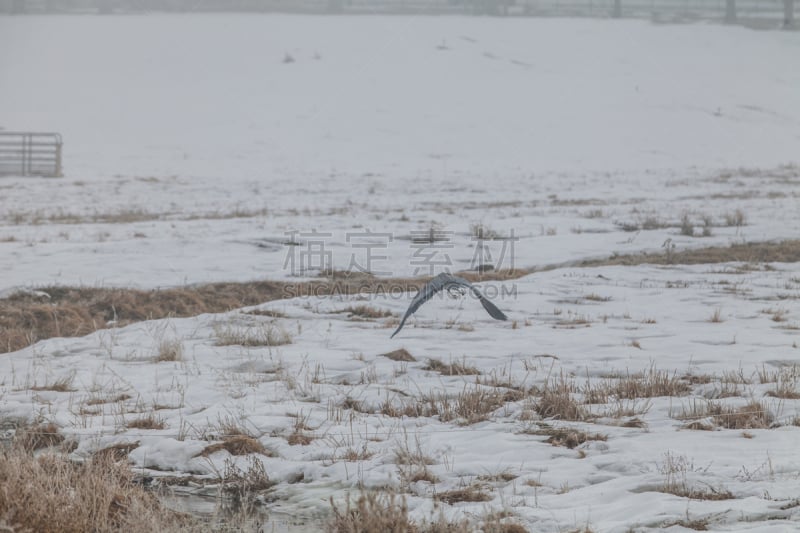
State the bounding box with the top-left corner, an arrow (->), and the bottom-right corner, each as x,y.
391,273 -> 507,338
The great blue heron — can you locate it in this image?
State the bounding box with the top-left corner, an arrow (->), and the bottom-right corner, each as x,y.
391,273 -> 508,338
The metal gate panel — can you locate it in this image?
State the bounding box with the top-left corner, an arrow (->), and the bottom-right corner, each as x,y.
0,132 -> 63,178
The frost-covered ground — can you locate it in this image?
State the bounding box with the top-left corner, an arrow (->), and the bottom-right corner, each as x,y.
1,13 -> 800,532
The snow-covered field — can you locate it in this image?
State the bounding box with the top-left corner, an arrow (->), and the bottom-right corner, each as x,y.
1,13 -> 800,532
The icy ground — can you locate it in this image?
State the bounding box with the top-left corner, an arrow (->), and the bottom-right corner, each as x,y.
1,13 -> 800,532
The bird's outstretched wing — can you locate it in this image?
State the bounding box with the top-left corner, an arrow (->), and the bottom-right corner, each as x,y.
390,273 -> 507,338
390,273 -> 450,338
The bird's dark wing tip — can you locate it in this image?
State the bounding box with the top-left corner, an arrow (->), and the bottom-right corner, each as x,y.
478,295 -> 508,321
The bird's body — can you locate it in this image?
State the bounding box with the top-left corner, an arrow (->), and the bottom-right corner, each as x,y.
391,273 -> 507,338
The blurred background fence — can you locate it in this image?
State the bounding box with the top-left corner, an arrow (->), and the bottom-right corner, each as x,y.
0,0 -> 794,28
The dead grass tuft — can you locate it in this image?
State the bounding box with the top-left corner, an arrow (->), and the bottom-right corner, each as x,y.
328,491 -> 470,533
86,393 -> 133,406
0,446 -> 196,532
287,431 -> 314,446
199,435 -> 270,457
13,423 -> 65,452
477,471 -> 518,483
764,366 -> 800,399
126,414 -> 166,430
155,339 -> 183,362
723,209 -> 747,227
437,386 -> 517,425
536,375 -> 591,421
662,517 -> 710,530
381,385 -> 517,425
523,425 -> 607,449
674,399 -> 774,430
715,400 -> 774,430
244,308 -> 287,318
220,455 -> 276,511
435,485 -> 492,505
621,417 -> 647,428
583,293 -> 612,302
484,522 -> 528,533
214,323 -> 292,347
395,439 -> 439,485
608,366 -> 692,399
470,223 -> 503,241
30,375 -> 76,392
340,304 -> 394,319
423,357 -> 480,376
94,441 -> 141,462
682,373 -> 712,385
657,452 -> 735,501
381,348 -> 417,362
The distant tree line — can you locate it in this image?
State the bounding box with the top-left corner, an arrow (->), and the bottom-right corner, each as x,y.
0,0 -> 794,27
610,0 -> 793,27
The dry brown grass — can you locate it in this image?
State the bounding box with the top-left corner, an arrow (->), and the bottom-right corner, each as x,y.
198,435 -> 270,457
662,517 -> 710,531
605,366 -> 692,399
620,417 -> 647,428
521,424 -> 607,449
402,467 -> 438,484
470,223 -> 503,241
723,209 -> 747,227
126,414 -> 166,430
483,520 -> 528,533
86,393 -> 133,406
435,386 -> 519,425
380,385 -> 520,425
435,485 -> 492,505
327,491 -> 470,533
287,431 -> 314,446
763,365 -> 800,399
705,369 -> 749,399
94,441 -> 141,462
477,471 -> 518,483
395,437 -> 438,485
657,452 -> 735,501
340,304 -> 394,319
381,348 -> 417,362
30,375 -> 76,392
674,399 -> 775,430
220,454 -> 275,495
155,339 -> 183,362
5,239 -> 799,353
0,447 -> 196,533
3,206 -> 273,226
423,357 -> 481,376
244,308 -> 287,318
583,293 -> 612,302
213,323 -> 292,347
13,422 -> 65,452
535,375 -> 591,421
576,239 -> 800,268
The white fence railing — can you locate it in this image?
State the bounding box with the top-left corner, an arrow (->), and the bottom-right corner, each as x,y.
0,132 -> 63,178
